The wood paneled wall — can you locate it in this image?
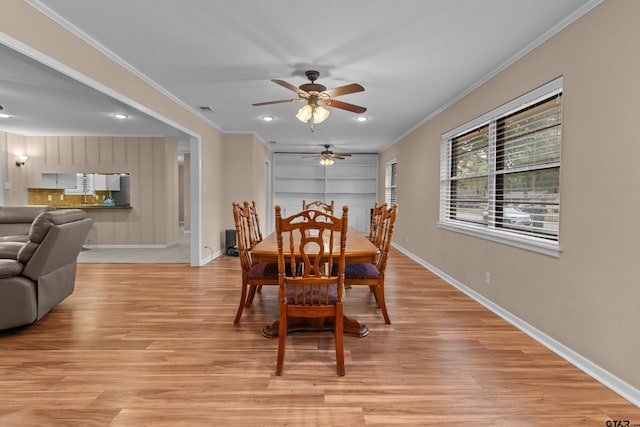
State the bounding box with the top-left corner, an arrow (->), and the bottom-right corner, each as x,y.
0,131 -> 179,246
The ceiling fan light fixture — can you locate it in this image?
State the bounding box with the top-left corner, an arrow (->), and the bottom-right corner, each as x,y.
319,157 -> 334,166
313,105 -> 330,124
296,104 -> 313,122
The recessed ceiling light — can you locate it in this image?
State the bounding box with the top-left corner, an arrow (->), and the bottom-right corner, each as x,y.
355,116 -> 368,122
113,113 -> 128,119
0,105 -> 11,119
261,115 -> 274,122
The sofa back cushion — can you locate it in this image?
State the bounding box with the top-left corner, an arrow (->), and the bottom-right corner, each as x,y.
28,209 -> 86,244
0,205 -> 55,224
18,210 -> 93,281
0,223 -> 32,237
0,206 -> 56,241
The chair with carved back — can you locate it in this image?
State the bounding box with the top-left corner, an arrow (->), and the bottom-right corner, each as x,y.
343,203 -> 397,324
275,204 -> 349,376
245,200 -> 267,305
232,201 -> 279,324
302,200 -> 334,215
368,202 -> 387,245
247,200 -> 263,245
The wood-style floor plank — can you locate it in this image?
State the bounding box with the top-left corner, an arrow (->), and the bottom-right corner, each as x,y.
0,248 -> 638,426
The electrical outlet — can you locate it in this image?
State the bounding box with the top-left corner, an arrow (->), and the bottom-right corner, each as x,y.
484,272 -> 491,285
47,194 -> 52,201
59,194 -> 64,200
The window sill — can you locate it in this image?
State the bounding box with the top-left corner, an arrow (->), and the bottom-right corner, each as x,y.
437,221 -> 561,258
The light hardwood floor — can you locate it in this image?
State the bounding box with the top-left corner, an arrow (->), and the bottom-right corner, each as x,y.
1,249 -> 638,426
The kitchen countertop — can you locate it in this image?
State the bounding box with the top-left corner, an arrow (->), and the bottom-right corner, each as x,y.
57,205 -> 132,209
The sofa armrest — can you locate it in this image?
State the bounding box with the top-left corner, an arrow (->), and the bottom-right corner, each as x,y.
0,259 -> 24,278
0,242 -> 25,260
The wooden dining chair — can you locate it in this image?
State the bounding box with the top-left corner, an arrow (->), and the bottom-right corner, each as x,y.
302,199 -> 335,214
247,200 -> 263,245
368,202 -> 387,245
344,203 -> 397,324
232,201 -> 279,324
275,204 -> 349,376
245,200 -> 267,305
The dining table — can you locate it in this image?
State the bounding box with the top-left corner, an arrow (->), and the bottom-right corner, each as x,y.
252,227 -> 378,338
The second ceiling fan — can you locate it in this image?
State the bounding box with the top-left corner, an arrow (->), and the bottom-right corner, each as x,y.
252,70 -> 367,127
303,145 -> 352,166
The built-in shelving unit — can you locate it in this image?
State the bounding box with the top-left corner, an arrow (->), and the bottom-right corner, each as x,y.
274,153 -> 378,233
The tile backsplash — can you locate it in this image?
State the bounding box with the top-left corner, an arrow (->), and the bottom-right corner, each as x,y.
28,188 -> 112,207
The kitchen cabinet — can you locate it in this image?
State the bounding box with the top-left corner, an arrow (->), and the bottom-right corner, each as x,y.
93,174 -> 120,191
41,173 -> 78,189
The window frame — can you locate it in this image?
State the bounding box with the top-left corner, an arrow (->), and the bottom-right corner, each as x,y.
438,77 -> 563,257
385,159 -> 397,205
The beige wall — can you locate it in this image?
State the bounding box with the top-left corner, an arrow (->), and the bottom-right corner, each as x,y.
381,0 -> 640,390
252,136 -> 273,233
222,133 -> 273,234
1,0 -> 225,260
0,131 -> 29,205
1,131 -> 179,245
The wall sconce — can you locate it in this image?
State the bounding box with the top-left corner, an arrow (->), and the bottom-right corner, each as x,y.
16,155 -> 28,167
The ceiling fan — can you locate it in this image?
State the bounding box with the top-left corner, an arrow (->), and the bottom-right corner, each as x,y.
303,145 -> 352,166
252,70 -> 366,128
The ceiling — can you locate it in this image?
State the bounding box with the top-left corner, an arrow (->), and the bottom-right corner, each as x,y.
1,0 -> 598,155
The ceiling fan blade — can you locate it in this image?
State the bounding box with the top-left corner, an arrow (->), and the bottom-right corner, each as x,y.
331,153 -> 352,157
301,155 -> 321,158
272,79 -> 308,95
252,99 -> 300,106
323,98 -> 367,114
321,83 -> 365,98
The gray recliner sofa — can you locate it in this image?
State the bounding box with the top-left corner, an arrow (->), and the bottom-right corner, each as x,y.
0,205 -> 56,243
0,209 -> 93,330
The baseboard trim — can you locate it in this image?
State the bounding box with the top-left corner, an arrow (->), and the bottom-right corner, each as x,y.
392,242 -> 640,407
83,243 -> 173,249
203,249 -> 225,265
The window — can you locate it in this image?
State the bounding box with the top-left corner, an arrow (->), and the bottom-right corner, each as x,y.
439,78 -> 562,256
385,159 -> 397,205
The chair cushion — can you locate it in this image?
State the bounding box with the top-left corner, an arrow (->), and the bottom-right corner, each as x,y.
248,262 -> 295,280
344,263 -> 380,279
285,283 -> 338,305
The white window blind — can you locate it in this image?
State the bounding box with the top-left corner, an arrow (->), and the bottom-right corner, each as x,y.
385,160 -> 397,205
440,78 -> 562,255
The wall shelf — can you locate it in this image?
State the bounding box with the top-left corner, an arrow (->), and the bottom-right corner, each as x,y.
274,153 -> 378,233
